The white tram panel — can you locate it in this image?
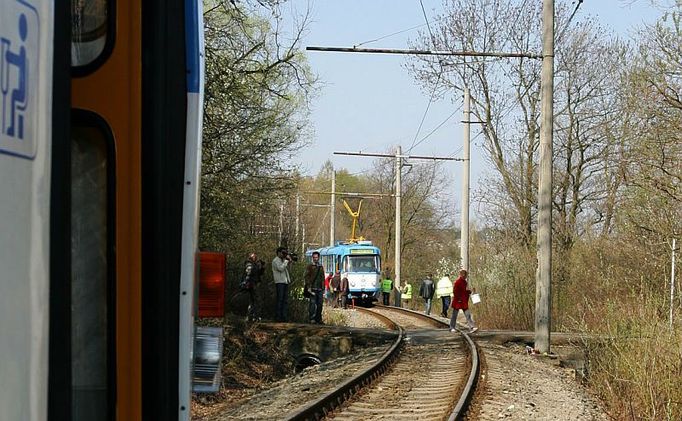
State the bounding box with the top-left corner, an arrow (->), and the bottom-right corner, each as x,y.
179,0 -> 206,418
0,0 -> 54,420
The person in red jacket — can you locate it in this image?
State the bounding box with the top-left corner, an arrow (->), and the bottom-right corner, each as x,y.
449,269 -> 478,333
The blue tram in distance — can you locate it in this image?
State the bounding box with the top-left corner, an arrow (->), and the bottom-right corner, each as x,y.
307,240 -> 382,304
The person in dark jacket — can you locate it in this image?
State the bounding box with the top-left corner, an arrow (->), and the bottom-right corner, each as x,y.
449,269 -> 477,333
339,276 -> 349,309
304,251 -> 326,323
419,274 -> 436,315
242,253 -> 265,321
330,270 -> 341,308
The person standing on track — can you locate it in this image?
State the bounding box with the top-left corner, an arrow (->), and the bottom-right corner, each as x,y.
449,269 -> 478,333
401,282 -> 413,309
339,276 -> 349,309
380,272 -> 393,306
305,251 -> 326,324
330,270 -> 341,308
419,274 -> 435,315
436,275 -> 452,318
272,247 -> 292,322
324,272 -> 333,306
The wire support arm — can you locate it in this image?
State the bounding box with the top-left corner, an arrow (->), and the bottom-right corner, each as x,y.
307,46 -> 541,59
334,151 -> 463,161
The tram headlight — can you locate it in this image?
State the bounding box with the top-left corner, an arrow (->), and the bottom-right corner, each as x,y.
349,281 -> 356,288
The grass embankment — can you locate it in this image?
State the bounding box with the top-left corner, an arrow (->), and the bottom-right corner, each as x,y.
191,316 -> 294,420
469,239 -> 682,419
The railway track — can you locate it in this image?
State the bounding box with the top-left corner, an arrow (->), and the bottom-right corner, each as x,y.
287,306 -> 479,421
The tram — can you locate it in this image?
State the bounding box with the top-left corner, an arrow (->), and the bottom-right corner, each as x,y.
0,0 -> 204,420
308,241 -> 382,304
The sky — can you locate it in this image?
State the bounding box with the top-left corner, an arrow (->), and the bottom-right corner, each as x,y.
279,0 -> 665,222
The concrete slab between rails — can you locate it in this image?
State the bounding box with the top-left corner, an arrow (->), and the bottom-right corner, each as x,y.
256,322 -> 397,363
402,328 -> 466,345
466,330 -> 591,346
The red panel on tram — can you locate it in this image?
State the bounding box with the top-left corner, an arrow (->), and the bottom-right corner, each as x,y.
198,252 -> 226,317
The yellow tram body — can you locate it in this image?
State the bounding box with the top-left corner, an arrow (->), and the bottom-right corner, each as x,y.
71,1 -> 143,417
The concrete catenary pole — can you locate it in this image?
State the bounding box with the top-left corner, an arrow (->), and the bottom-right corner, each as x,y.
670,238 -> 677,329
395,146 -> 402,306
461,88 -> 471,272
278,204 -> 284,246
330,170 -> 336,246
535,0 -> 554,354
301,224 -> 306,255
295,193 -> 300,248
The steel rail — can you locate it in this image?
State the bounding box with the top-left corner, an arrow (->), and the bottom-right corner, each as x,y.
449,331 -> 479,421
378,305 -> 480,420
286,308 -> 404,421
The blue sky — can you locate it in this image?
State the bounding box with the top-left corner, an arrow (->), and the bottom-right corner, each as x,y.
281,0 -> 664,221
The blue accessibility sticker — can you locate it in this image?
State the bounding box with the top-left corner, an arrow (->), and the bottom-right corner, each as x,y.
1,0 -> 40,159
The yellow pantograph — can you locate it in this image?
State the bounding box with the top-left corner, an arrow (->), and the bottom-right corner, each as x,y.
342,199 -> 364,242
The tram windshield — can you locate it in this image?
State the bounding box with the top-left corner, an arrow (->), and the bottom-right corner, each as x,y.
345,255 -> 380,273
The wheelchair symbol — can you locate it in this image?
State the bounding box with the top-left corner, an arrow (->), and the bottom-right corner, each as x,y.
1,13 -> 29,140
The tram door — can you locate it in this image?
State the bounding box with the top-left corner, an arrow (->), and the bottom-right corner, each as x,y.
67,0 -> 128,419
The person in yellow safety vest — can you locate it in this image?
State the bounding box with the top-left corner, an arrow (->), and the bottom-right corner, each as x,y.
401,282 -> 412,309
436,276 -> 452,318
380,276 -> 393,306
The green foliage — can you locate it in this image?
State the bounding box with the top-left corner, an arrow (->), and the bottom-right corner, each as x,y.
469,232 -> 536,330
435,257 -> 458,279
581,293 -> 682,420
199,1 -> 315,259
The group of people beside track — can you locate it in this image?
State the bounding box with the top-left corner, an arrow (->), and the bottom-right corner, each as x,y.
239,247 -> 477,332
239,247 -> 351,324
381,269 -> 478,334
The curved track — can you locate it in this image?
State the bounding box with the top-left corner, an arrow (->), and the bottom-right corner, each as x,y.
287,306 -> 479,421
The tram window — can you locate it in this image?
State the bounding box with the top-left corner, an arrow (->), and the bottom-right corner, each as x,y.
71,0 -> 110,69
71,120 -> 114,420
347,255 -> 379,273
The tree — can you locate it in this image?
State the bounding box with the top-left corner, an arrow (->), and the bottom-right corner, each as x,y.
199,0 -> 316,256
619,6 -> 682,241
407,0 -> 544,246
361,151 -> 456,279
552,20 -> 629,249
296,152 -> 457,281
407,0 -> 627,251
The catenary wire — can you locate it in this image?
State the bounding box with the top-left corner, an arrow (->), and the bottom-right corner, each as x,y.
556,0 -> 584,44
409,103 -> 462,152
406,0 -> 447,154
354,23 -> 428,48
407,71 -> 444,153
419,0 -> 436,42
501,0 -> 531,51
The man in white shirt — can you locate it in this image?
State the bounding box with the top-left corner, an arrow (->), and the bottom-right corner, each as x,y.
272,246 -> 292,322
